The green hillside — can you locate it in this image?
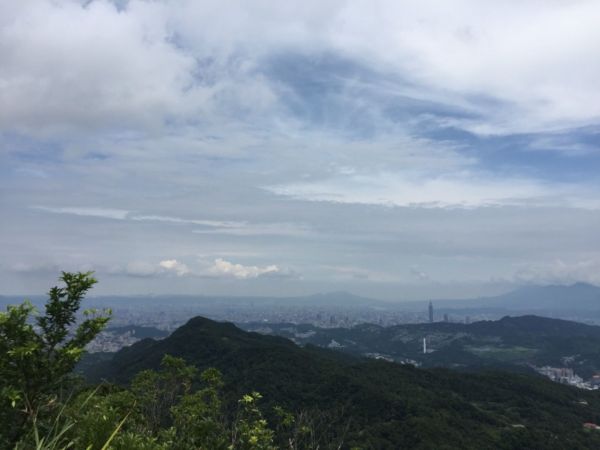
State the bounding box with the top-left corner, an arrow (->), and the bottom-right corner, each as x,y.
86,315 -> 600,449
242,315 -> 600,377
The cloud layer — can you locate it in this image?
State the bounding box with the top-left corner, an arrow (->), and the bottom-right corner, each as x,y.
2,1 -> 600,298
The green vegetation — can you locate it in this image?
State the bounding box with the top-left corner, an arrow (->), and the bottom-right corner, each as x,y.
4,273 -> 600,449
465,345 -> 539,362
0,272 -> 111,447
9,352 -> 299,449
247,316 -> 600,376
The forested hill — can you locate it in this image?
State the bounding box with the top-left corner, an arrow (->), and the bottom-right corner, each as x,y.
85,315 -> 600,449
240,315 -> 600,377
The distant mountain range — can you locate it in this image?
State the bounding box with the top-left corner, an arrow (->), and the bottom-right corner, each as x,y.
0,290 -> 380,309
457,282 -> 600,311
3,282 -> 600,312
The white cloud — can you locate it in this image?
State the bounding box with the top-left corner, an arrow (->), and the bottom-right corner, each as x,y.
116,258 -> 285,280
174,0 -> 600,134
326,0 -> 600,135
158,259 -> 190,276
0,0 -> 197,135
208,258 -> 280,279
2,1 -> 599,138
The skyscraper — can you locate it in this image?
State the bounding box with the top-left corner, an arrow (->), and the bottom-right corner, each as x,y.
428,301 -> 434,323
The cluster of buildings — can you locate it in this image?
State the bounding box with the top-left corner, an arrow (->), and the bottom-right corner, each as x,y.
427,301 -> 472,324
86,329 -> 143,353
97,304 -> 433,331
534,366 -> 600,390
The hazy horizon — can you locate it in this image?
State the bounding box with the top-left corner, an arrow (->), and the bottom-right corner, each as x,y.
4,280 -> 600,305
2,1 -> 600,299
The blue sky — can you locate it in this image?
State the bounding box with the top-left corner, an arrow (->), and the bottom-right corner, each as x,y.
1,0 -> 600,299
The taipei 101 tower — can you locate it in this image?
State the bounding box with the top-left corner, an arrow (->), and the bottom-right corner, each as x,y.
428,301 -> 434,323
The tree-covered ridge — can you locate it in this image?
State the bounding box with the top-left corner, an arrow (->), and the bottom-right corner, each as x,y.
240,315 -> 600,376
89,314 -> 600,449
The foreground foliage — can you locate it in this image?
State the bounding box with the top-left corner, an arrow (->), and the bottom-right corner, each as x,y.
0,272 -> 110,447
17,355 -> 277,449
13,353 -> 327,450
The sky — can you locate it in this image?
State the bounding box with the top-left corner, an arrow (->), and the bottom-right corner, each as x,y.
2,0 -> 600,300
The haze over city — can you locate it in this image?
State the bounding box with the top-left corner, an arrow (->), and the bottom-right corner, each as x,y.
2,0 -> 600,300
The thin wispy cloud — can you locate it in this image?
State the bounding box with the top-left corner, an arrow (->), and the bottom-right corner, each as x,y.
268,171 -> 600,209
32,206 -> 130,220
31,206 -> 310,236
